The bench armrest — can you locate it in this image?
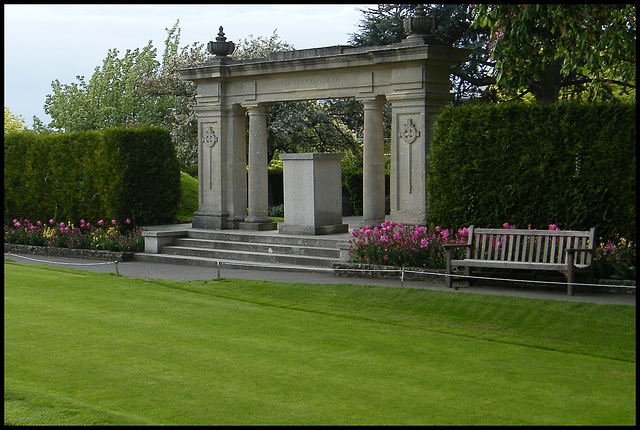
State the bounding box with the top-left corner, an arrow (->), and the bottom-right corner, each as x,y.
565,248 -> 596,268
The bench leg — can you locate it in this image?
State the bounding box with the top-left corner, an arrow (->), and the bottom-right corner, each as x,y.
566,254 -> 575,296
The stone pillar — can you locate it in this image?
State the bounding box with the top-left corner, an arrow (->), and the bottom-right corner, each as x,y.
388,91 -> 453,226
240,103 -> 277,230
361,96 -> 386,226
225,104 -> 248,228
191,107 -> 228,229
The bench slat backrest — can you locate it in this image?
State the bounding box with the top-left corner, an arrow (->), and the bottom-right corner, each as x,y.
465,226 -> 595,265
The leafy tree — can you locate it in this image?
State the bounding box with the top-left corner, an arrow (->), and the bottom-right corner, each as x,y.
4,107 -> 25,133
472,4 -> 636,103
44,20 -> 208,168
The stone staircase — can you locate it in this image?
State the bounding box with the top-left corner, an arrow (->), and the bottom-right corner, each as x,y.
134,227 -> 352,272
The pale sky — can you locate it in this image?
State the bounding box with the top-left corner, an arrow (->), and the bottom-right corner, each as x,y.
4,4 -> 376,127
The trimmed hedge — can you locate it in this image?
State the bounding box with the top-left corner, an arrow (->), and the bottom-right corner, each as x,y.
4,126 -> 181,227
427,102 -> 636,241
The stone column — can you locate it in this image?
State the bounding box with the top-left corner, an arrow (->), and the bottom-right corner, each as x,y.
361,96 -> 386,226
240,103 -> 277,230
225,104 -> 248,228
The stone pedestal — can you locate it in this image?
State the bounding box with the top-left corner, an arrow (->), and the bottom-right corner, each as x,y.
278,153 -> 348,235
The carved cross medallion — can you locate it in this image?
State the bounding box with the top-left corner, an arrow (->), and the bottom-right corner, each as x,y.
399,118 -> 421,194
202,124 -> 218,190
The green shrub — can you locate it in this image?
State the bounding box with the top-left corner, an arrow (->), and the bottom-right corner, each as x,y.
4,126 -> 181,227
428,102 -> 636,242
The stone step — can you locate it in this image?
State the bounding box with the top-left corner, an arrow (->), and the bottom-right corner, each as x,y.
133,252 -> 334,273
186,228 -> 348,248
158,245 -> 337,268
173,237 -> 340,259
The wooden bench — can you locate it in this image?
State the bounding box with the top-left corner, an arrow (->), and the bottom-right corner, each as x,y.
444,226 -> 596,295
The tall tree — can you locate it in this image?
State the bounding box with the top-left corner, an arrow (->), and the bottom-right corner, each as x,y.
472,4 -> 636,103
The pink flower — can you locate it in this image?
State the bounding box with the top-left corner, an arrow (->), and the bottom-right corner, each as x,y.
435,226 -> 442,233
440,229 -> 450,239
549,224 -> 559,231
49,219 -> 55,225
380,235 -> 388,243
125,218 -> 131,224
37,221 -> 42,227
503,222 -> 515,229
352,231 -> 359,237
394,230 -> 402,240
398,221 -> 404,228
458,227 -> 469,237
98,220 -> 104,226
59,222 -> 65,228
14,221 -> 21,227
112,219 -> 117,225
420,238 -> 429,249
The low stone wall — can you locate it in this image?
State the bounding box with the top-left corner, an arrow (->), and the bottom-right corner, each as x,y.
333,262 -> 446,282
4,243 -> 134,262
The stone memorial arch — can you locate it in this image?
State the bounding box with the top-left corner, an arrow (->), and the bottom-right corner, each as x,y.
179,8 -> 470,231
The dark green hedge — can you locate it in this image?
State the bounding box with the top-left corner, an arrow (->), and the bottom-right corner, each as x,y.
427,102 -> 636,241
4,126 -> 181,227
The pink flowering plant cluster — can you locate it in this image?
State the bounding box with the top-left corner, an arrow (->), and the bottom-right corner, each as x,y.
5,218 -> 144,253
350,220 -> 636,279
349,220 -> 468,268
593,234 -> 636,280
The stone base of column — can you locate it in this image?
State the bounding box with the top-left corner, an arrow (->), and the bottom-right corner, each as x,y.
239,221 -> 278,231
278,223 -> 348,236
225,216 -> 246,230
192,212 -> 228,229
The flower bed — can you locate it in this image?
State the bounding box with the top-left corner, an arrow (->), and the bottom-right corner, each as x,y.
4,218 -> 144,254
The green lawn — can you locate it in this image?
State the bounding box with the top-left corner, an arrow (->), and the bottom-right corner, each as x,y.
4,260 -> 636,425
176,171 -> 199,222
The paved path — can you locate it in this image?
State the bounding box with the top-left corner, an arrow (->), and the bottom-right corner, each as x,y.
5,252 -> 635,306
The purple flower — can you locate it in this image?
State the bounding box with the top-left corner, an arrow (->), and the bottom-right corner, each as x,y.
98,220 -> 104,226
37,221 -> 43,227
112,219 -> 117,225
125,219 -> 131,224
49,219 -> 55,225
549,224 -> 559,231
380,235 -> 388,243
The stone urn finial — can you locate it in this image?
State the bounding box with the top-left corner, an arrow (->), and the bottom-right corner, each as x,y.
403,5 -> 435,39
208,26 -> 235,57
